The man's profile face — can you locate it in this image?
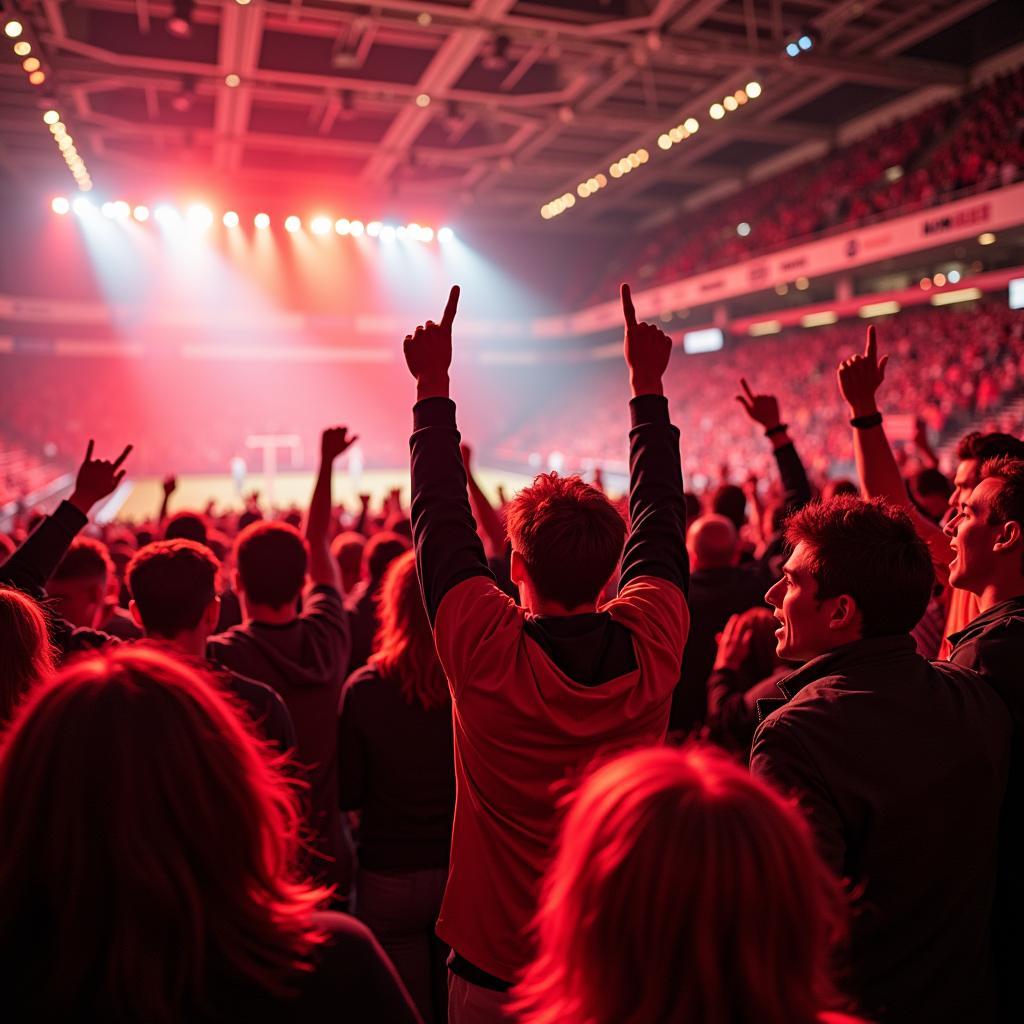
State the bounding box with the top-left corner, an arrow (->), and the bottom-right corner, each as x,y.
764,542 -> 840,663
946,477 -> 1005,592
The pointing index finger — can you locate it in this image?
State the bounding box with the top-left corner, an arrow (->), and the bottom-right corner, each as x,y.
84,439 -> 94,463
865,324 -> 877,361
620,283 -> 637,328
441,285 -> 460,330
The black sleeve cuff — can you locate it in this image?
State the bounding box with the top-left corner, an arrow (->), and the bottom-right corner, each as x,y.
629,394 -> 670,428
413,396 -> 458,430
52,500 -> 89,535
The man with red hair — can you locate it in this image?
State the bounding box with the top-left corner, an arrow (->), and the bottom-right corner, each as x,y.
403,284 -> 690,1021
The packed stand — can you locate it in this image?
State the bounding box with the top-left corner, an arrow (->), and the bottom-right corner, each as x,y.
498,299 -> 1024,486
568,65 -> 1024,307
2,277 -> 1024,1024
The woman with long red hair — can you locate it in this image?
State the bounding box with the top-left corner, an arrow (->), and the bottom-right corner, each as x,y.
339,549 -> 455,1024
0,645 -> 420,1023
513,744 -> 869,1024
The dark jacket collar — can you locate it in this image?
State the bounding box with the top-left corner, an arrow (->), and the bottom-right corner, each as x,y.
755,634 -> 916,723
948,594 -> 1024,649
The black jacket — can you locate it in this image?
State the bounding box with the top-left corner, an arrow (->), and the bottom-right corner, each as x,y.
751,634 -> 1010,1024
949,595 -> 1024,1023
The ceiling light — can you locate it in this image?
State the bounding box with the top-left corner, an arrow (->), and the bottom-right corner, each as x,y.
737,222 -> 751,237
4,20 -> 23,38
795,276 -> 810,290
51,196 -> 70,215
187,204 -> 213,229
978,232 -> 996,245
22,56 -> 40,72
311,216 -> 332,235
284,215 -> 301,233
745,81 -> 762,99
437,226 -> 454,242
112,200 -> 131,219
254,212 -> 270,229
658,134 -> 672,150
709,103 -> 725,120
349,219 -> 365,236
931,287 -> 982,306
133,205 -> 150,222
13,40 -> 30,55
859,301 -> 901,318
43,109 -> 60,125
223,210 -> 240,228
417,12 -> 432,26
933,272 -> 947,287
225,73 -> 241,88
367,220 -> 382,237
415,93 -> 431,108
684,117 -> 699,133
335,218 -> 351,235
801,310 -> 838,328
947,269 -> 961,284
72,197 -> 94,215
167,0 -> 195,39
786,42 -> 800,57
798,35 -> 813,50
28,70 -> 45,85
420,226 -> 434,242
723,95 -> 738,112
380,224 -> 396,241
749,320 -> 782,336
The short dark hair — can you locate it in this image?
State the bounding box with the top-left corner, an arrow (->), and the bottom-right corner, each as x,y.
784,496 -> 934,638
980,458 -> 1024,570
364,532 -> 409,583
331,532 -> 365,578
912,467 -> 953,499
52,537 -> 113,583
127,540 -> 219,638
506,473 -> 626,608
710,485 -> 747,532
956,431 -> 1024,464
164,512 -> 208,547
235,521 -> 307,608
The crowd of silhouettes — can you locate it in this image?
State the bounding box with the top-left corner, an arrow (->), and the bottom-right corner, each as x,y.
2,278 -> 1024,1024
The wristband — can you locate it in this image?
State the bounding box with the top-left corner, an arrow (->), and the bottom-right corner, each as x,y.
764,424 -> 789,438
850,412 -> 883,429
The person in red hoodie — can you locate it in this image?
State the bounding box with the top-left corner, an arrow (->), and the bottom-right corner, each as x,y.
403,283 -> 690,1022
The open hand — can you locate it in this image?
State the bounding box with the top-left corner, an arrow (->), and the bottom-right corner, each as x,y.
713,613 -> 754,672
838,324 -> 889,417
69,439 -> 133,514
736,378 -> 782,430
322,427 -> 358,462
403,286 -> 460,396
621,283 -> 672,396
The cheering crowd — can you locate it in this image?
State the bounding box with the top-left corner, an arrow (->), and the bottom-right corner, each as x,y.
1,282 -> 1023,1024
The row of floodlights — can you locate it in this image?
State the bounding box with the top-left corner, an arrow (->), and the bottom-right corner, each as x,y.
43,110 -> 92,191
4,19 -> 47,85
50,197 -> 455,242
541,149 -> 650,219
541,82 -> 761,220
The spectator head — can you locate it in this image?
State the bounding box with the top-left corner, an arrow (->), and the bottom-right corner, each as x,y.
163,511 -> 208,547
234,521 -> 308,613
687,514 -> 738,571
0,587 -> 56,726
821,478 -> 858,502
0,646 -> 328,1021
711,484 -> 747,532
733,606 -> 787,685
370,550 -> 448,711
946,457 -> 1024,596
512,745 -> 846,1024
910,467 -> 954,522
363,531 -> 409,587
767,496 -> 933,662
331,532 -> 366,594
506,473 -> 627,612
683,491 -> 702,524
46,536 -> 114,629
127,540 -> 221,655
238,508 -> 262,532
952,432 -> 1024,512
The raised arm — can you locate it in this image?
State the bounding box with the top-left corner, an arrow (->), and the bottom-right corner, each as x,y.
0,440 -> 131,599
306,427 -> 357,592
461,443 -> 507,559
736,378 -> 811,512
617,283 -> 689,595
158,475 -> 176,524
404,286 -> 493,623
838,325 -> 910,507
